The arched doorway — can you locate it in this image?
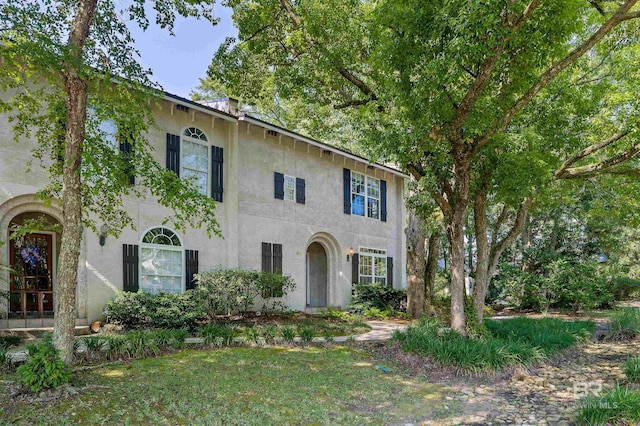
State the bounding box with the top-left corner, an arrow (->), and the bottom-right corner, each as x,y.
306,242 -> 328,307
7,213 -> 61,319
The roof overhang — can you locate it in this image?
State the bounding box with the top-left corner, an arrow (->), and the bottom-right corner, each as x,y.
239,114 -> 409,179
162,92 -> 237,122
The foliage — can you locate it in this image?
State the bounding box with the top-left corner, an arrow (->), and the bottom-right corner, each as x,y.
103,291 -> 205,330
349,283 -> 406,314
576,385 -> 640,426
16,334 -> 71,392
0,346 -> 10,370
605,308 -> 640,341
0,335 -> 23,348
280,326 -> 296,343
297,325 -> 316,344
194,268 -> 296,316
394,317 -> 593,372
201,323 -> 238,347
624,356 -> 640,383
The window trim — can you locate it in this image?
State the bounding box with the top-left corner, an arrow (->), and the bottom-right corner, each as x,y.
358,247 -> 387,285
139,226 -> 185,294
181,127 -> 210,197
351,171 -> 380,219
284,174 -> 296,202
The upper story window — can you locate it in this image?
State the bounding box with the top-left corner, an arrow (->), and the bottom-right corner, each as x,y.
284,175 -> 295,201
181,127 -> 209,196
140,227 -> 183,294
351,172 -> 380,219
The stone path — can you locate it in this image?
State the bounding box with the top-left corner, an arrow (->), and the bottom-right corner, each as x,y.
421,338 -> 640,425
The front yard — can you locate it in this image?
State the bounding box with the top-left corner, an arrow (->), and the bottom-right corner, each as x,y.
1,346 -> 442,425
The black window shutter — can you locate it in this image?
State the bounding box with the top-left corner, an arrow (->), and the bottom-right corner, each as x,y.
387,256 -> 394,287
351,253 -> 359,285
296,178 -> 305,204
185,249 -> 199,290
274,172 -> 284,199
166,133 -> 180,176
273,243 -> 283,274
122,244 -> 139,292
119,133 -> 135,185
343,168 -> 351,214
262,242 -> 273,273
211,146 -> 224,202
380,179 -> 387,222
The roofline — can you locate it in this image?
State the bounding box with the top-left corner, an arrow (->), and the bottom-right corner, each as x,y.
162,92 -> 237,122
239,114 -> 409,178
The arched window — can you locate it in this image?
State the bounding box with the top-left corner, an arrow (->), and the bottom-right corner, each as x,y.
182,127 -> 209,195
139,227 -> 183,294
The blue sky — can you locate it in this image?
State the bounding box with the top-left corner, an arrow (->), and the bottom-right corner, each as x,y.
128,6 -> 237,99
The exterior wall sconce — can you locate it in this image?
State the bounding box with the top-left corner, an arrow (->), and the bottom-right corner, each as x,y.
99,223 -> 109,246
346,247 -> 355,262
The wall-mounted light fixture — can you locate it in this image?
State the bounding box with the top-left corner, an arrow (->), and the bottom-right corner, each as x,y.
99,223 -> 109,246
346,247 -> 355,262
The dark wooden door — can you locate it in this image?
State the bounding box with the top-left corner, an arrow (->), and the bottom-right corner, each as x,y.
9,233 -> 54,318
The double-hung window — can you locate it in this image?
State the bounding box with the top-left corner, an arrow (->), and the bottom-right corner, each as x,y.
351,172 -> 380,219
181,127 -> 209,196
358,248 -> 387,285
284,175 -> 295,201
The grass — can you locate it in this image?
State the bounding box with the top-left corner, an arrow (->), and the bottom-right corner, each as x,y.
393,317 -> 594,372
0,346 -> 443,425
576,385 -> 640,425
625,356 -> 640,383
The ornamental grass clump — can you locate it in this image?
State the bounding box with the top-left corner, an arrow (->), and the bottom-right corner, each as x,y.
605,308 -> 640,341
394,317 -> 593,373
201,323 -> 237,347
576,385 -> 640,425
624,356 -> 640,383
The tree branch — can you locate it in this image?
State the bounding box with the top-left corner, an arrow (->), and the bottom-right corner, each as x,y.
555,141 -> 640,179
557,132 -> 630,172
489,0 -> 639,140
490,197 -> 534,263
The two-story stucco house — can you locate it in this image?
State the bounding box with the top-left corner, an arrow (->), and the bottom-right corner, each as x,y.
0,93 -> 408,329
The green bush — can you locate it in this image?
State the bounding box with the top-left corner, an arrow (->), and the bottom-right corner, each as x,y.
349,283 -> 406,314
16,334 -> 71,392
194,268 -> 296,316
577,385 -> 640,425
297,325 -> 316,344
608,277 -> 640,301
280,326 -> 296,342
0,335 -> 23,348
624,356 -> 640,383
104,291 -> 205,330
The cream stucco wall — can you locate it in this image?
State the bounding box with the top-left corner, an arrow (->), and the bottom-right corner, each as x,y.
0,94 -> 407,325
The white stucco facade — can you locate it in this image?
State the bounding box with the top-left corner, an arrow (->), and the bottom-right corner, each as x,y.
0,94 -> 407,328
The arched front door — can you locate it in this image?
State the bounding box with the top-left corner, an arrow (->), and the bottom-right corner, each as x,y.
306,242 -> 328,307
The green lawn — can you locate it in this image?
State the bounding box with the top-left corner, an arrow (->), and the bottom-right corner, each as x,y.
1,346 -> 443,425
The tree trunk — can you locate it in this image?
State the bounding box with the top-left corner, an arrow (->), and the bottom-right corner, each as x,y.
425,231 -> 441,304
473,186 -> 489,324
54,0 -> 97,364
405,209 -> 426,317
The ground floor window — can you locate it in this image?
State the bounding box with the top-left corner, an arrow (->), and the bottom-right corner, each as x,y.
140,227 -> 183,294
358,247 -> 387,285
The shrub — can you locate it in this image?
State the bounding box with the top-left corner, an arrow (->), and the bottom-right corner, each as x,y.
104,291 -> 205,330
577,385 -> 640,425
194,268 -> 296,316
608,277 -> 640,301
624,356 -> 640,383
16,334 -> 71,392
364,307 -> 391,320
349,283 -> 406,314
126,330 -> 160,359
0,335 -> 23,348
605,308 -> 640,341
